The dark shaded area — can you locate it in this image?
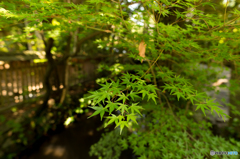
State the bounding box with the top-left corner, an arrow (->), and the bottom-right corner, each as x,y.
16,112 -> 136,159
16,113 -> 107,159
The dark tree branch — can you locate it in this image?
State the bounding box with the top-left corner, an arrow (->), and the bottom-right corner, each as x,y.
59,34 -> 72,64
36,37 -> 55,116
58,30 -> 105,64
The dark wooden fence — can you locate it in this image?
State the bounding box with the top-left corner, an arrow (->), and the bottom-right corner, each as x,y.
0,59 -> 93,109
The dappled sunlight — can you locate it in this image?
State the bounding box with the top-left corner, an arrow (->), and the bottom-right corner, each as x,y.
36,85 -> 39,89
13,88 -> 18,93
14,96 -> 20,103
1,83 -> 43,96
52,86 -> 57,91
44,145 -> 66,157
19,95 -> 23,101
40,83 -> 43,88
4,63 -> 10,69
0,61 -> 48,107
2,90 -> 6,96
59,84 -> 64,89
13,109 -> 25,116
1,80 -> 45,105
29,93 -> 33,98
48,98 -> 55,107
39,100 -> 44,105
0,58 -> 80,108
64,117 -> 74,126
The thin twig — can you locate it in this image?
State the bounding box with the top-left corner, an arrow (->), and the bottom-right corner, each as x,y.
118,0 -> 129,31
224,0 -> 229,25
140,50 -> 163,79
184,100 -> 191,116
147,60 -> 162,106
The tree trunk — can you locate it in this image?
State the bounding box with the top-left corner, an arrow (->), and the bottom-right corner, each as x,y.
24,19 -> 33,51
60,59 -> 69,104
35,38 -> 54,116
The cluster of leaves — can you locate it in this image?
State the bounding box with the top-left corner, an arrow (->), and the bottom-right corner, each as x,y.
1,0 -> 240,158
90,107 -> 240,159
87,72 -> 159,134
84,0 -> 240,158
89,127 -> 127,159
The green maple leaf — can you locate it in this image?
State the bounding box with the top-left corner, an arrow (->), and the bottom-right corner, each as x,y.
129,103 -> 144,116
172,92 -> 184,101
128,91 -> 140,101
115,121 -> 129,135
88,104 -> 106,120
105,114 -> 118,127
139,89 -> 148,99
147,93 -> 158,104
105,101 -> 119,115
126,114 -> 138,124
195,103 -> 210,116
117,93 -> 129,104
117,103 -> 129,115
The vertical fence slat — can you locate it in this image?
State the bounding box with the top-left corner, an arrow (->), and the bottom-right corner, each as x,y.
29,61 -> 33,98
39,62 -> 44,92
21,62 -> 25,102
3,63 -> 9,105
9,63 -> 14,103
27,62 -> 31,99
0,64 -> 3,107
36,62 -> 40,95
15,62 -> 19,102
32,63 -> 37,95
40,62 -> 44,92
25,62 -> 29,100
17,63 -> 21,102
32,62 -> 36,97
34,62 -> 37,96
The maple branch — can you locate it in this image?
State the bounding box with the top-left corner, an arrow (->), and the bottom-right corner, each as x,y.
147,60 -> 162,107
